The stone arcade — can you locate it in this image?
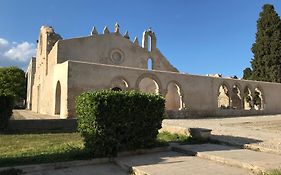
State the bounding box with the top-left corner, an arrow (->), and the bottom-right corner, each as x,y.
26,24 -> 281,118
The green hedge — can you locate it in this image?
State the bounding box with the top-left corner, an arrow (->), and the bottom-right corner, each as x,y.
0,95 -> 14,131
76,90 -> 165,157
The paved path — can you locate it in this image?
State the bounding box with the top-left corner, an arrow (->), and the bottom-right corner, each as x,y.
1,150 -> 254,175
11,110 -> 60,120
173,143 -> 281,173
163,115 -> 281,153
116,151 -> 252,175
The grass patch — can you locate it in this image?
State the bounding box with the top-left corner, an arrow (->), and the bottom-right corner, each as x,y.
0,133 -> 91,167
157,131 -> 189,143
157,131 -> 206,144
260,169 -> 281,175
0,131 -> 200,167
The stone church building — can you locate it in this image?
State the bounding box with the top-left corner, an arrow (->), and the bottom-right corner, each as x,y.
26,24 -> 281,118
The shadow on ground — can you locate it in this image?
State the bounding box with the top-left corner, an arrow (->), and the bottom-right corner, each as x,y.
209,134 -> 262,148
4,119 -> 77,134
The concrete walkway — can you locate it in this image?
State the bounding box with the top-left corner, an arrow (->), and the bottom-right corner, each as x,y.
116,151 -> 252,175
173,143 -> 281,173
11,110 -> 60,120
163,115 -> 281,153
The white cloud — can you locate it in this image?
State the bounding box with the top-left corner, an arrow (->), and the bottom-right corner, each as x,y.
0,38 -> 9,47
4,42 -> 36,62
0,37 -> 36,70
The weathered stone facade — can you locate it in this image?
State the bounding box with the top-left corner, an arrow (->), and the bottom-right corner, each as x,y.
26,24 -> 281,118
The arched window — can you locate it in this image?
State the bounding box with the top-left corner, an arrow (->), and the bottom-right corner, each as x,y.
231,85 -> 242,109
243,87 -> 252,110
147,58 -> 153,70
253,87 -> 264,110
218,84 -> 230,109
55,81 -> 61,115
147,35 -> 152,52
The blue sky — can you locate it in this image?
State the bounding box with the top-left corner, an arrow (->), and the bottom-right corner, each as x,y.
0,0 -> 280,77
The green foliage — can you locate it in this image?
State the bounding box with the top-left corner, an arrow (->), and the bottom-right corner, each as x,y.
250,4 -> 281,82
0,95 -> 14,131
260,169 -> 281,175
0,67 -> 26,103
76,90 -> 165,157
157,131 -> 189,143
243,67 -> 253,80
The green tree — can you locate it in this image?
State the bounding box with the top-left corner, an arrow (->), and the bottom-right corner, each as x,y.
251,4 -> 281,82
0,67 -> 26,102
243,67 -> 253,80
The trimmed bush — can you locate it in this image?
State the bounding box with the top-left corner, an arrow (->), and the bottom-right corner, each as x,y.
0,95 -> 14,131
76,90 -> 165,157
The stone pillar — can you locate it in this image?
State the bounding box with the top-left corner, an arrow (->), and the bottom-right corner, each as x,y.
160,89 -> 167,97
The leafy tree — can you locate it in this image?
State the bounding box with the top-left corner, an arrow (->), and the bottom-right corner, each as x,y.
251,4 -> 281,82
0,67 -> 26,102
243,67 -> 253,80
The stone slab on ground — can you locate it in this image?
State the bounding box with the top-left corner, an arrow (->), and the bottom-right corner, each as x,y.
173,143 -> 281,173
25,163 -> 127,175
116,151 -> 252,175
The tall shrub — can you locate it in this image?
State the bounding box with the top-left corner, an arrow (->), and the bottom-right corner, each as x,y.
76,90 -> 165,157
0,95 -> 14,131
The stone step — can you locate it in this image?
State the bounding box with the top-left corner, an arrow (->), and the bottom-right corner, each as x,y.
172,143 -> 281,174
210,134 -> 281,155
115,151 -> 252,175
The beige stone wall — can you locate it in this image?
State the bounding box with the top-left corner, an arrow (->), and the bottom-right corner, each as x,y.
56,33 -> 177,72
30,26 -> 66,117
26,57 -> 36,109
66,61 -> 281,118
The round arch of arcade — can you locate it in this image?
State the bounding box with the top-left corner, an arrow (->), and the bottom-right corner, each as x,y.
135,73 -> 162,95
110,76 -> 130,91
